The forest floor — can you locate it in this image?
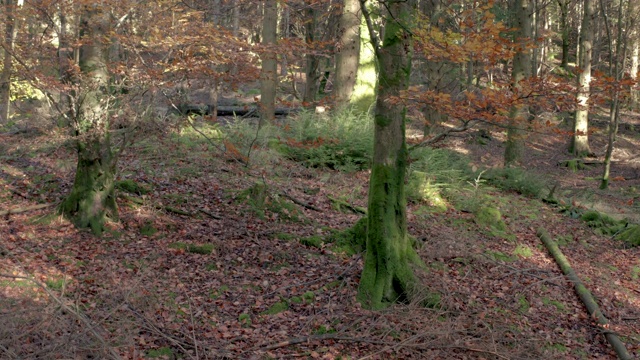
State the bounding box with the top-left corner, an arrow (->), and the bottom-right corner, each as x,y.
1,105 -> 640,359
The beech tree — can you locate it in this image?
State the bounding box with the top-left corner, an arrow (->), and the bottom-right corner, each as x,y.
504,0 -> 533,166
59,4 -> 117,235
334,0 -> 361,110
260,0 -> 278,124
570,0 -> 596,157
357,0 -> 422,309
0,0 -> 19,124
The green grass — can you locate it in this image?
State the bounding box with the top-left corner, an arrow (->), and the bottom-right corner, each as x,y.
262,301 -> 289,315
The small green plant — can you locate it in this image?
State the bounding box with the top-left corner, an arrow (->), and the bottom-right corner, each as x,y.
262,301 -> 289,315
517,295 -> 530,314
483,167 -> 546,198
581,210 -> 627,236
278,109 -> 374,171
45,277 -> 65,291
486,250 -> 515,263
513,244 -> 533,258
290,296 -> 303,304
631,266 -> 640,280
238,313 -> 252,327
302,291 -> 315,304
313,325 -> 336,335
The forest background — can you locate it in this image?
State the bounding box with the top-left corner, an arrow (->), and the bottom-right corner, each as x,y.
1,0 -> 640,358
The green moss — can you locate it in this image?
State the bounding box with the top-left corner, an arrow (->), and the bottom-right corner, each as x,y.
300,235 -> 323,248
542,297 -> 566,311
45,277 -> 65,291
187,244 -> 214,255
326,217 -> 367,255
140,222 -> 158,236
486,250 -> 515,262
631,266 -> 640,280
145,347 -> 173,358
313,325 -> 336,335
115,179 -> 151,195
262,301 -> 289,315
581,210 -> 628,236
168,242 -> 214,254
290,296 -> 303,304
616,224 -> 640,246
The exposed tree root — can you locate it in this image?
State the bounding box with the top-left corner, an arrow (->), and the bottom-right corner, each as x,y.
537,228 -> 633,360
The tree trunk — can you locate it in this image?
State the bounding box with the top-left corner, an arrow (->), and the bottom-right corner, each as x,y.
504,0 -> 532,167
303,1 -> 320,106
358,0 -> 421,310
0,0 -> 18,124
351,0 -> 377,114
557,0 -> 570,68
259,0 -> 278,125
334,0 -> 361,111
570,0 -> 595,157
60,4 -> 117,235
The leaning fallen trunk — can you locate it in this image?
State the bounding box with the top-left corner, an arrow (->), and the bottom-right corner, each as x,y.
537,228 -> 632,360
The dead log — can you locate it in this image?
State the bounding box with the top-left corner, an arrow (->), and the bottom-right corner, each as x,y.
537,228 -> 633,360
175,104 -> 297,117
0,203 -> 55,217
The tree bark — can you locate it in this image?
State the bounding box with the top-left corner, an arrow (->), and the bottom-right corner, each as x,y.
504,0 -> 532,167
557,0 -> 570,68
357,0 -> 421,309
259,0 -> 278,125
334,0 -> 361,111
351,0 -> 377,114
570,0 -> 596,157
0,0 -> 18,124
537,229 -> 633,360
60,4 -> 117,235
302,1 -> 320,106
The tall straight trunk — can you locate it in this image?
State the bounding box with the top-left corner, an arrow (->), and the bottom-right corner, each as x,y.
60,4 -> 117,235
303,1 -> 320,106
570,0 -> 596,157
358,0 -> 421,310
351,0 -> 377,113
504,0 -> 533,167
630,37 -> 639,108
0,0 -> 18,124
334,0 -> 361,110
558,0 -> 570,69
259,0 -> 278,125
601,0 -> 632,189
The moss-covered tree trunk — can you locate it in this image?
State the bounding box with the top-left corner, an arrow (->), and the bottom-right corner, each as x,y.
504,0 -> 532,167
569,0 -> 595,157
351,0 -> 377,114
357,0 -> 420,309
60,5 -> 117,235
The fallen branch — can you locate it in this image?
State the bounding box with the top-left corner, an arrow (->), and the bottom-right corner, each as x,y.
0,203 -> 55,217
328,196 -> 366,214
409,119 -> 479,150
537,228 -> 633,360
198,208 -> 222,219
119,194 -> 193,216
280,191 -> 322,212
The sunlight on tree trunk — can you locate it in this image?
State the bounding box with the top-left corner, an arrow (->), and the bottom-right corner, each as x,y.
0,0 -> 18,124
351,0 -> 377,114
570,0 -> 595,157
504,0 -> 532,167
60,4 -> 117,235
334,0 -> 361,111
303,1 -> 320,106
357,0 -> 422,310
260,0 -> 278,125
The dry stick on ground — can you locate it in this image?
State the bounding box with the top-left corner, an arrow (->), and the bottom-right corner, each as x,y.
0,203 -> 55,217
280,191 -> 322,212
537,228 -> 633,360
